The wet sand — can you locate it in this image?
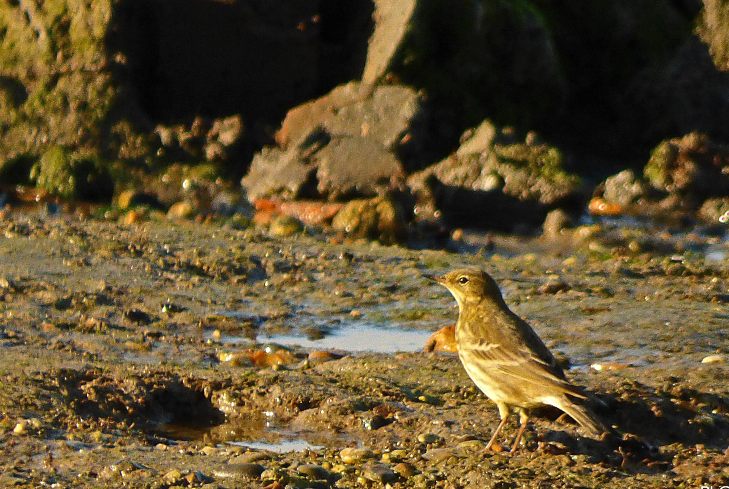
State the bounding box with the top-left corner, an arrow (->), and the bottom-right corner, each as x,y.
0,211 -> 727,488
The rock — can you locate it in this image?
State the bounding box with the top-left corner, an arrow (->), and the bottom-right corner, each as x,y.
538,277 -> 571,294
163,469 -> 183,483
423,324 -> 456,353
587,197 -> 623,217
278,201 -> 343,227
417,433 -> 443,444
229,452 -> 271,465
698,197 -> 729,224
362,462 -> 398,484
422,447 -> 460,463
698,0 -> 729,71
339,447 -> 375,464
601,169 -> 647,207
208,114 -> 244,148
314,136 -> 404,200
242,138 -> 319,201
362,0 -> 565,131
30,146 -> 113,201
220,463 -> 265,480
275,82 -> 423,153
243,82 -> 425,201
542,209 -> 573,239
456,120 -> 502,157
331,196 -> 407,244
307,350 -> 342,363
297,464 -> 331,480
393,462 -> 418,478
701,354 -> 725,364
116,190 -> 163,210
268,215 -> 304,237
408,121 -> 580,230
644,132 -> 729,203
167,201 -> 195,220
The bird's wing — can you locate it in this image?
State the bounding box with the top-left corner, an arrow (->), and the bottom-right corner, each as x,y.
457,303 -> 587,398
460,333 -> 586,399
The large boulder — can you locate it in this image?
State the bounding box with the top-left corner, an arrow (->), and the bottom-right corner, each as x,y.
242,82 -> 428,201
361,0 -> 565,132
408,121 -> 581,230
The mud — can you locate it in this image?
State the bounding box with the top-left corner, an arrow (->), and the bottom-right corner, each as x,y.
0,210 -> 727,488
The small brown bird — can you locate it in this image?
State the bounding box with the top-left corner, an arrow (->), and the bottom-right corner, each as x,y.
430,268 -> 606,452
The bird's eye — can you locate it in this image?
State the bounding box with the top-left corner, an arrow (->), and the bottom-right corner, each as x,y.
457,276 -> 469,285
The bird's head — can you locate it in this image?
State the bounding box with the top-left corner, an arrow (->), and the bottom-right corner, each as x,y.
427,268 -> 504,310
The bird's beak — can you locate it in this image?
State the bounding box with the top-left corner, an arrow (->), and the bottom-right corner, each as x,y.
424,274 -> 445,284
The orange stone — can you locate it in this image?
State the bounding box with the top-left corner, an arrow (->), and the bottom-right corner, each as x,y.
588,197 -> 623,217
423,324 -> 457,353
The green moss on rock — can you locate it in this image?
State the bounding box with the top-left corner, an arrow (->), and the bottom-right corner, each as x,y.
31,146 -> 114,201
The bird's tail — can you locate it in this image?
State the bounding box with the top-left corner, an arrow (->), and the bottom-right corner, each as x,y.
555,397 -> 608,437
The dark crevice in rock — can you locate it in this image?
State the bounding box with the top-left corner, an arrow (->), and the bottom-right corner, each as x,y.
107,0 -> 374,129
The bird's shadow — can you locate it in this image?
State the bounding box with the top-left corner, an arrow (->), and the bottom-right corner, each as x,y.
532,381 -> 729,472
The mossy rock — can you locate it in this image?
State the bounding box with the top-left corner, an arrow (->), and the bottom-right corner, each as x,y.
31,146 -> 114,201
332,196 -> 407,244
643,133 -> 729,198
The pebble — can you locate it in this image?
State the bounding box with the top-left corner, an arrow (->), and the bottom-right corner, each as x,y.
339,447 -> 375,464
393,462 -> 418,478
214,463 -> 265,479
457,439 -> 488,450
297,464 -> 331,480
590,362 -> 629,372
230,452 -> 271,464
422,447 -> 459,463
701,354 -> 725,364
362,462 -> 398,484
417,433 -> 442,444
268,215 -> 303,237
167,200 -> 195,220
200,446 -> 217,456
163,469 -> 182,483
13,421 -> 27,435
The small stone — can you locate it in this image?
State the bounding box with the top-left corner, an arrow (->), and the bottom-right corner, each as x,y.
590,362 -> 629,372
167,200 -> 195,220
219,463 -> 265,480
297,464 -> 330,480
542,209 -> 572,239
417,433 -> 442,444
200,446 -> 217,456
393,462 -> 418,478
422,447 -> 459,463
457,439 -> 488,450
538,278 -> 570,294
268,215 -> 304,237
362,462 -> 398,484
13,421 -> 27,435
163,469 -> 182,483
229,451 -> 271,464
339,447 -> 375,464
701,354 -> 725,364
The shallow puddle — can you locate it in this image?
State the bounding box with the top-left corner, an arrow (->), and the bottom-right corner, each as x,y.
207,323 -> 433,353
227,438 -> 323,453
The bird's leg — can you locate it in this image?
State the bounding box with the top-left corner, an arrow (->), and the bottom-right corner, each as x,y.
485,403 -> 510,451
511,409 -> 529,453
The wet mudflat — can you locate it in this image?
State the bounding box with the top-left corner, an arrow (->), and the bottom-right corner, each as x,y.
0,211 -> 727,488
